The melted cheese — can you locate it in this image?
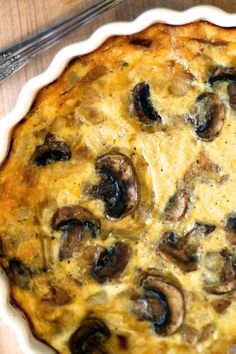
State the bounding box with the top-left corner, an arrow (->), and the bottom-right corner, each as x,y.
1,21 -> 236,353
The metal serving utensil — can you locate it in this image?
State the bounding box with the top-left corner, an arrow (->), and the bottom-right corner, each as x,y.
0,0 -> 124,82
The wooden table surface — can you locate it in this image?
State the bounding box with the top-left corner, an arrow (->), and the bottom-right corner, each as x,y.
0,0 -> 235,353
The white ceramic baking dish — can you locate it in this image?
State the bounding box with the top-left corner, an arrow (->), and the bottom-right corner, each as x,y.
0,5 -> 236,354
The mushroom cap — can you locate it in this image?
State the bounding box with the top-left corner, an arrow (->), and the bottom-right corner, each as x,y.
94,153 -> 140,219
138,274 -> 185,336
208,66 -> 236,85
68,317 -> 111,354
194,92 -> 225,141
130,82 -> 162,124
31,133 -> 71,166
91,241 -> 131,283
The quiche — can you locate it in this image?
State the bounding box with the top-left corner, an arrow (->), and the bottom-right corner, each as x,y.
1,21 -> 236,354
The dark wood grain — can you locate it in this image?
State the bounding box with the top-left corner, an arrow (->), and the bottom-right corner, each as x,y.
0,0 -> 235,353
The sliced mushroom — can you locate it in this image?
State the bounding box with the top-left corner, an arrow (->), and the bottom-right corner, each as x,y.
133,274 -> 185,336
91,241 -> 130,283
31,133 -> 71,166
130,38 -> 152,47
158,231 -> 198,272
92,153 -> 140,219
51,205 -> 101,260
130,82 -> 162,124
227,83 -> 236,110
68,317 -> 111,354
203,251 -> 236,294
163,189 -> 191,223
7,258 -> 32,289
225,212 -> 236,245
158,223 -> 215,272
209,67 -> 236,85
194,92 -> 225,141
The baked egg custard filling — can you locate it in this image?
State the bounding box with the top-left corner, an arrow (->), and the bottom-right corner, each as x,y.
1,22 -> 236,353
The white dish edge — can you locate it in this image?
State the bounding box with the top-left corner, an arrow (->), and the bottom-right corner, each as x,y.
0,5 -> 236,354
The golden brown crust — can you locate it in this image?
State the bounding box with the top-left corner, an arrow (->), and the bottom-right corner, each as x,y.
1,21 -> 236,354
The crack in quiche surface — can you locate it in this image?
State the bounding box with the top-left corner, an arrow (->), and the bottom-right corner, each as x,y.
1,21 -> 236,354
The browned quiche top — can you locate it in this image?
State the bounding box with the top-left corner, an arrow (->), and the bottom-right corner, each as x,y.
1,21 -> 236,354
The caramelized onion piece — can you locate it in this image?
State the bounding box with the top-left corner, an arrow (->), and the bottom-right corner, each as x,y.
51,205 -> 101,260
92,153 -> 140,219
198,323 -> 215,343
42,285 -> 72,306
194,92 -> 225,141
134,274 -> 185,336
181,324 -> 199,344
91,241 -> 130,283
209,67 -> 236,85
69,317 -> 111,354
163,189 -> 191,223
80,65 -> 107,83
130,82 -> 162,124
184,152 -> 226,185
31,133 -> 71,166
211,299 -> 231,313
